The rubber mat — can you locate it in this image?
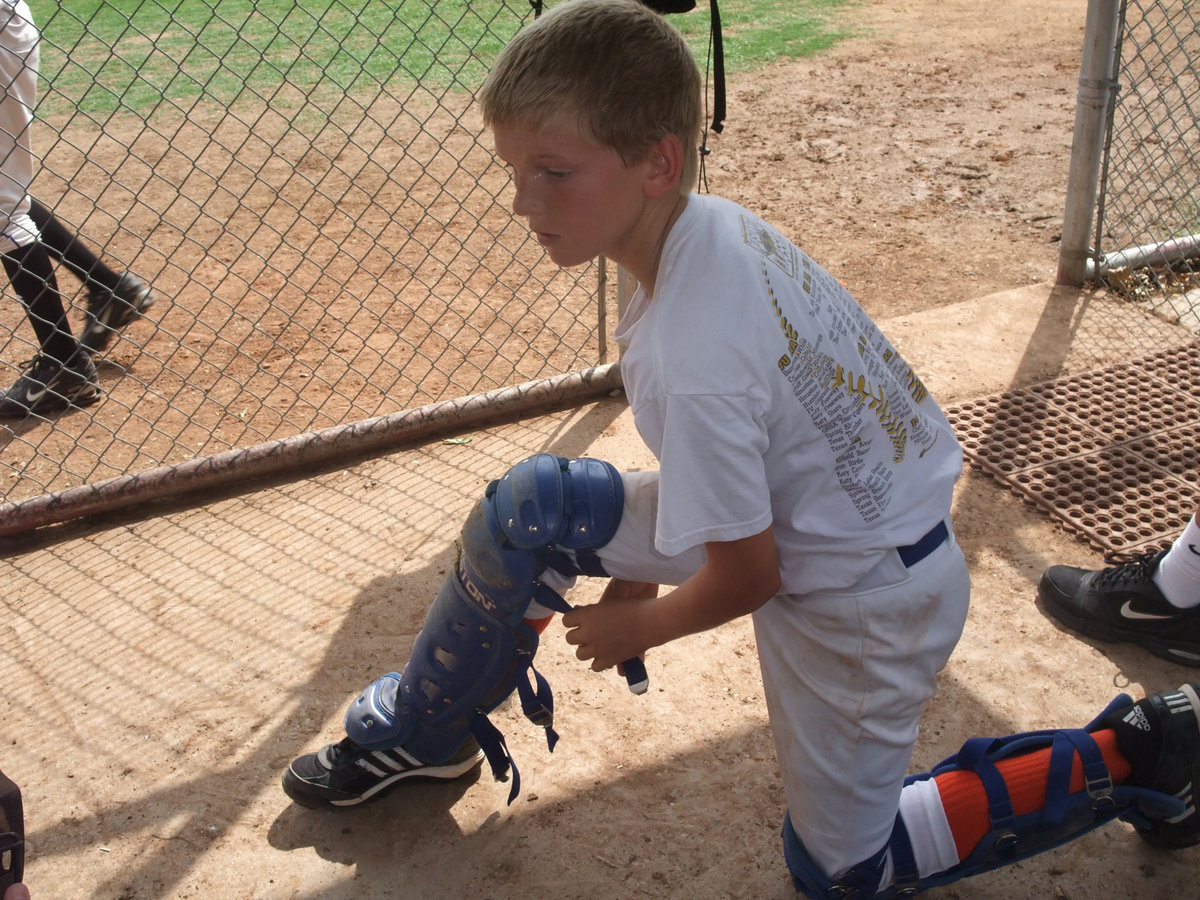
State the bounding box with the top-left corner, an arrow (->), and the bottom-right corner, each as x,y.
944,340 -> 1200,554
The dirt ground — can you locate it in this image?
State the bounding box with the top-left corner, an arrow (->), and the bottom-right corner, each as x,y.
5,0 -> 1200,898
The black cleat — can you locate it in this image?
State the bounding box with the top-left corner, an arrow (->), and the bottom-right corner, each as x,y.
0,351 -> 100,417
282,736 -> 484,809
81,272 -> 155,354
1039,550 -> 1200,666
1104,683 -> 1200,849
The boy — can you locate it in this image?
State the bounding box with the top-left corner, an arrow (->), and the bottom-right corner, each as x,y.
284,2 -> 1200,895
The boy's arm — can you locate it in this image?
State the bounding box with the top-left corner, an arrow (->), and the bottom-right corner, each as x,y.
562,525 -> 781,672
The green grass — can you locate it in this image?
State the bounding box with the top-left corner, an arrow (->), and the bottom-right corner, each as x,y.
30,0 -> 522,121
29,0 -> 857,122
673,0 -> 858,71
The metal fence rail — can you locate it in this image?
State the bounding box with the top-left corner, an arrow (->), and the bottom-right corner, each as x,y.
2,0 -> 610,517
1059,0 -> 1199,327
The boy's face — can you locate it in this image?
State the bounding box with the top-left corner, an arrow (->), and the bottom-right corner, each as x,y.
492,118 -> 655,270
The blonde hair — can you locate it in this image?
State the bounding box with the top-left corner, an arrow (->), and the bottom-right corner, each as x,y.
480,0 -> 703,193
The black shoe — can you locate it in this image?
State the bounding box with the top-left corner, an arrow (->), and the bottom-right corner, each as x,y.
282,736 -> 484,809
1039,549 -> 1200,666
0,352 -> 100,417
1104,683 -> 1200,849
81,272 -> 155,354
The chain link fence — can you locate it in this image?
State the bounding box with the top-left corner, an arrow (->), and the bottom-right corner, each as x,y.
1061,0 -> 1199,326
1,0 -> 620,520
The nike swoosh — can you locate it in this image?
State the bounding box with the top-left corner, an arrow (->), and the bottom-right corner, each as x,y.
1120,600 -> 1177,621
1189,543 -> 1200,558
24,386 -> 48,404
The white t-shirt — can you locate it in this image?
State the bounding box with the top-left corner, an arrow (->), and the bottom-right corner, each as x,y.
613,194 -> 962,594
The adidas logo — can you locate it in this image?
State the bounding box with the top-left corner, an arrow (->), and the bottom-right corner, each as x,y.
1123,705 -> 1153,732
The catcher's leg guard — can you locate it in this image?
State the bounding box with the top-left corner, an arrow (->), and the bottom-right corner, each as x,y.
344,454 -> 622,802
783,692 -> 1188,898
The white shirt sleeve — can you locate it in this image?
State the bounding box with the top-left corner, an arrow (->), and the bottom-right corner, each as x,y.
652,391 -> 774,558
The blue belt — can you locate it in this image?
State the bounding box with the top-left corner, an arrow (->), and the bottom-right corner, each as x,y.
896,520 -> 950,568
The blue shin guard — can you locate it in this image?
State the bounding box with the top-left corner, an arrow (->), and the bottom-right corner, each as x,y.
345,454 -> 622,803
783,693 -> 1187,898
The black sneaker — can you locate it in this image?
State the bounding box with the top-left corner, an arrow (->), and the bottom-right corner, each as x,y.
1038,549 -> 1200,666
282,736 -> 484,809
0,352 -> 100,418
81,272 -> 155,354
1103,683 -> 1200,849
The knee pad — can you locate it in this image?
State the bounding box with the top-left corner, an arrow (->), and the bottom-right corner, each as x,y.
782,693 -> 1187,898
456,453 -> 623,622
345,453 -> 623,802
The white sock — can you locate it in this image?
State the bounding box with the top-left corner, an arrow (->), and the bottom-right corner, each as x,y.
1153,515 -> 1200,609
878,777 -> 960,889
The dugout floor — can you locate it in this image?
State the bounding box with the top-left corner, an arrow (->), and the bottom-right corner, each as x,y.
888,282 -> 1199,556
948,340 -> 1200,555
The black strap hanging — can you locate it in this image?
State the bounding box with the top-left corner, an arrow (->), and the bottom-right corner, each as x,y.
636,0 -> 725,134
706,0 -> 725,133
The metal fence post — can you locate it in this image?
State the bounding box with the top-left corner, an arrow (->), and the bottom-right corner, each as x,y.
1057,0 -> 1122,286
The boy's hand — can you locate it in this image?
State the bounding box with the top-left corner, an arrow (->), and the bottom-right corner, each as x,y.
562,578 -> 658,672
603,579 -> 660,687
564,527 -> 780,675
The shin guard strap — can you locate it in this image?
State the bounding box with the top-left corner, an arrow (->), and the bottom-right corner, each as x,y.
954,737 -> 1017,851
470,713 -> 520,805
1047,729 -> 1115,823
515,650 -> 560,752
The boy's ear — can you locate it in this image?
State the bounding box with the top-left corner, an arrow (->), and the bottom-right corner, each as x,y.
643,133 -> 685,198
